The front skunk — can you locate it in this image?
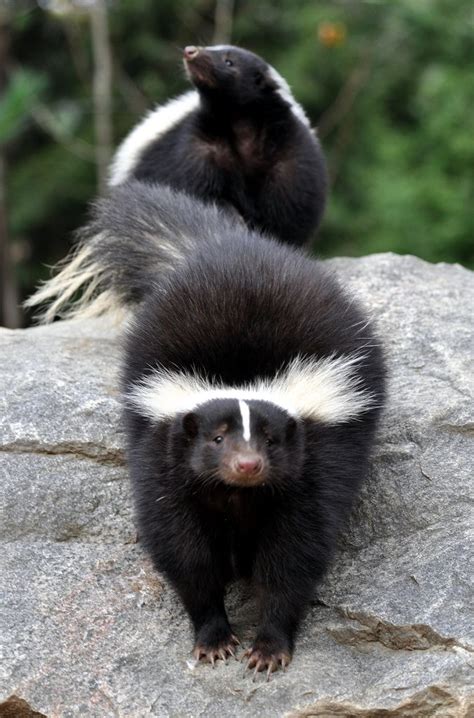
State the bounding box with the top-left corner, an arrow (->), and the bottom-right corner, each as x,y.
108,45 -> 328,246
32,182 -> 385,675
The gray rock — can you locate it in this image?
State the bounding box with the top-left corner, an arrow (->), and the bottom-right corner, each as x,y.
1,254 -> 473,717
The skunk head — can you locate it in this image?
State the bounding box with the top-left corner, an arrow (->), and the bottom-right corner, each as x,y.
176,398 -> 304,489
183,44 -> 296,112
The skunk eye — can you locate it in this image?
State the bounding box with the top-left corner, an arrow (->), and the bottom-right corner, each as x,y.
213,435 -> 224,444
265,437 -> 274,447
225,58 -> 233,67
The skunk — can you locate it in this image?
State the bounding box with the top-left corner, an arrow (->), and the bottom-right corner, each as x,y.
29,181 -> 385,675
108,45 -> 328,246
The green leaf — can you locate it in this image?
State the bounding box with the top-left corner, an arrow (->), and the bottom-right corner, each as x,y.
0,69 -> 47,145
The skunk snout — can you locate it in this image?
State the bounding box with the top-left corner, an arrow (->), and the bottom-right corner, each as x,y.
183,46 -> 200,61
235,455 -> 263,476
218,449 -> 267,487
183,47 -> 216,88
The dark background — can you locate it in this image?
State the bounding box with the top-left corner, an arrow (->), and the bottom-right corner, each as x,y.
1,0 -> 473,327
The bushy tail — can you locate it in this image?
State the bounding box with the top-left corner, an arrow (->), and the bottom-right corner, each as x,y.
25,181 -> 234,323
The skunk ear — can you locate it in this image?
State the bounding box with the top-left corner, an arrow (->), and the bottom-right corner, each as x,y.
183,412 -> 199,438
286,417 -> 297,440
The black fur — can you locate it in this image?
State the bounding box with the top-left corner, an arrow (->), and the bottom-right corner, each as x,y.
118,45 -> 327,246
86,182 -> 387,670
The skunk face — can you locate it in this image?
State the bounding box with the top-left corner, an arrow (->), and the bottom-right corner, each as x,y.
176,398 -> 304,489
183,45 -> 279,108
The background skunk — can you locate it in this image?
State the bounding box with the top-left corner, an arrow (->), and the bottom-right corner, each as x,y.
30,181 -> 385,675
108,45 -> 328,246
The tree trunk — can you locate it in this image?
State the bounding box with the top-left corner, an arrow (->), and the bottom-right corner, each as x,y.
0,20 -> 20,328
213,0 -> 234,45
90,0 -> 113,194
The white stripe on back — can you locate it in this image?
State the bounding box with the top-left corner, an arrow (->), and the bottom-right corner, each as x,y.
108,91 -> 200,187
127,353 -> 378,426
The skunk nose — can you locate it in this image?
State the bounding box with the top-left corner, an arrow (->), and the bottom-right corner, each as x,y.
236,458 -> 262,475
184,46 -> 199,61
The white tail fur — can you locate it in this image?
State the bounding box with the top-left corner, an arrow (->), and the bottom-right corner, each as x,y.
24,236 -> 115,323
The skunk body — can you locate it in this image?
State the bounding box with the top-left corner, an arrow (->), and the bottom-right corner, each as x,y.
109,45 -> 328,246
43,182 -> 385,672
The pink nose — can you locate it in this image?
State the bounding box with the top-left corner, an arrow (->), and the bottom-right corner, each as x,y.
184,46 -> 199,60
237,458 -> 262,475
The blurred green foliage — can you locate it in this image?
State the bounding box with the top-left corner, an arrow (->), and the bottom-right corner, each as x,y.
0,68 -> 45,143
3,0 -> 474,317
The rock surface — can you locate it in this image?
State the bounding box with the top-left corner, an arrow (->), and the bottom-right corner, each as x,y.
1,253 -> 473,717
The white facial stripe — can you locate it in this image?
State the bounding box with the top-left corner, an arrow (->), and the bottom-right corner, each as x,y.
109,90 -> 200,186
126,353 -> 378,425
239,400 -> 251,442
